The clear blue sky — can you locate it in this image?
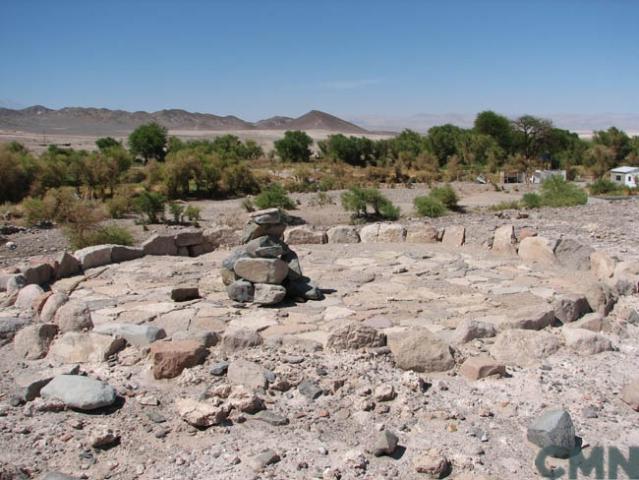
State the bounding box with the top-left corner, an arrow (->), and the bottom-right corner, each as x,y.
1,0 -> 638,120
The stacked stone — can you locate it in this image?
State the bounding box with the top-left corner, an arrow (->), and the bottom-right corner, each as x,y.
221,208 -> 322,306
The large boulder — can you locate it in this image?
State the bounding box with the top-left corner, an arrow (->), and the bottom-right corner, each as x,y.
0,317 -> 29,344
175,229 -> 203,247
518,236 -> 557,266
93,323 -> 166,346
327,225 -> 360,244
13,323 -> 58,360
327,322 -> 386,350
389,328 -> 455,373
74,245 -> 114,269
459,355 -> 506,380
19,261 -> 55,286
490,329 -> 562,367
48,332 -> 126,363
554,238 -> 594,271
40,292 -> 69,323
149,340 -> 208,379
55,252 -> 82,279
142,234 -> 178,256
233,258 -> 289,284
553,294 -> 591,323
40,375 -> 116,410
15,284 -> 45,310
227,279 -> 255,303
253,283 -> 287,305
377,224 -> 406,242
442,225 -> 465,247
527,409 -> 576,459
405,223 -> 438,243
284,226 -> 327,245
53,301 -> 93,333
492,225 -> 517,255
453,319 -> 497,343
245,236 -> 285,258
111,245 -> 144,263
285,278 -> 323,301
562,328 -> 613,355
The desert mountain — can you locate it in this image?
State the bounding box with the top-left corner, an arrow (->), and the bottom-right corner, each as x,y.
0,106 -> 368,135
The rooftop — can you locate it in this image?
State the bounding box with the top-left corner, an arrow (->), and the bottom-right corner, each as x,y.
610,166 -> 639,174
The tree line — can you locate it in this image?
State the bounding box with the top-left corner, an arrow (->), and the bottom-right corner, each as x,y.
2,111 -> 639,206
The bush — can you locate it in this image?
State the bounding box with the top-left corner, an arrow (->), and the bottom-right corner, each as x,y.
522,192 -> 542,209
66,224 -> 133,250
128,122 -> 167,162
254,184 -> 296,210
341,187 -> 400,220
488,200 -> 521,211
107,186 -> 137,218
169,201 -> 185,223
414,195 -> 446,217
274,131 -> 313,163
185,205 -> 201,222
222,164 -> 260,196
589,178 -> 622,195
134,191 -> 166,223
429,184 -> 459,210
538,176 -> 588,207
21,197 -> 50,226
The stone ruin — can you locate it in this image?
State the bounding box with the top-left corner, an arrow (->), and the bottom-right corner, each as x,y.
220,208 -> 323,306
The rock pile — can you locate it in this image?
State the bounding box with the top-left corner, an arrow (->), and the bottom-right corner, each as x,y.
221,209 -> 322,305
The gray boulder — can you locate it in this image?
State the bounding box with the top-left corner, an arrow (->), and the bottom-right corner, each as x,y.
15,284 -> 45,309
74,244 -> 114,269
234,257 -> 289,284
389,328 -> 455,373
554,238 -> 594,271
527,409 -> 576,458
13,323 -> 58,359
327,322 -> 386,350
227,279 -> 255,303
142,234 -> 178,256
554,294 -> 591,323
41,375 -> 117,410
53,301 -> 93,333
111,245 -> 144,263
253,283 -> 287,305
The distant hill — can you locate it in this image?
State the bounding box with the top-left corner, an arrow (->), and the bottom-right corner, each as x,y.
0,106 -> 369,135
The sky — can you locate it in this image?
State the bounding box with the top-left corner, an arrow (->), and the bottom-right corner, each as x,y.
1,0 -> 638,122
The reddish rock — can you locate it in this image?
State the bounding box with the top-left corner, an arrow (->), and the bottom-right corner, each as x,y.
460,355 -> 506,380
149,340 -> 208,379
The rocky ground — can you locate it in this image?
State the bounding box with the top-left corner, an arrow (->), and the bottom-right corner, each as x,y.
1,196 -> 639,479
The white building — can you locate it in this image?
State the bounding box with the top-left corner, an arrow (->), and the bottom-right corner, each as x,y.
610,166 -> 639,188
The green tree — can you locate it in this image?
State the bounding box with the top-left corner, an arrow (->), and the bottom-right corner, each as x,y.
274,130 -> 313,163
128,122 -> 168,163
592,127 -> 631,164
426,124 -> 466,166
95,137 -> 121,152
511,115 -> 553,162
474,111 -> 514,153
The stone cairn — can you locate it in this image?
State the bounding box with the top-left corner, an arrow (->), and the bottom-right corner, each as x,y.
221,208 -> 323,306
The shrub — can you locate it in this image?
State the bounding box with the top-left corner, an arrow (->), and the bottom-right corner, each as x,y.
379,200 -> 400,220
488,200 -> 521,211
128,122 -> 168,162
414,195 -> 446,217
185,205 -> 201,222
341,187 -> 400,220
522,192 -> 542,209
169,201 -> 185,223
538,176 -> 587,207
429,184 -> 459,210
66,224 -> 133,250
108,186 -> 137,218
274,130 -> 313,163
21,197 -> 50,226
222,164 -> 260,196
254,184 -> 296,210
589,178 -> 622,195
134,191 -> 166,223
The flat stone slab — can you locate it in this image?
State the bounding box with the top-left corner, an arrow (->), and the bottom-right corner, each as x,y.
40,375 -> 117,410
93,322 -> 166,346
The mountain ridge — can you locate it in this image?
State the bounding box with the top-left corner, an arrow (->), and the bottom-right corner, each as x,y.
0,106 -> 368,135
